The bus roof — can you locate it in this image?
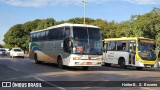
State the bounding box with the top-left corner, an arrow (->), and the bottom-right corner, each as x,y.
31,23 -> 99,33
47,23 -> 99,29
104,37 -> 154,41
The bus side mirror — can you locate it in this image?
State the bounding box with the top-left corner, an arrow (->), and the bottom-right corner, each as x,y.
68,39 -> 73,52
153,45 -> 156,50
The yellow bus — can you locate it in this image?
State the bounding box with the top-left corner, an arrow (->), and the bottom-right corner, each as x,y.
103,37 -> 158,70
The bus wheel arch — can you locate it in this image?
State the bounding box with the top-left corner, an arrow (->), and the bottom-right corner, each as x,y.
118,57 -> 127,68
57,55 -> 64,69
105,63 -> 111,67
34,53 -> 41,64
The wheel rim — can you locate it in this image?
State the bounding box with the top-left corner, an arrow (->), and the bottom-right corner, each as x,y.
120,59 -> 126,68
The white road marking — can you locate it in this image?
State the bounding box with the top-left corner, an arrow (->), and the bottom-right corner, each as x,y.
141,87 -> 157,90
7,66 -> 20,72
34,77 -> 66,90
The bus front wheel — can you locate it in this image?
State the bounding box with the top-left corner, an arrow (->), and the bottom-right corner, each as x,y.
105,63 -> 111,67
82,66 -> 89,70
136,67 -> 143,70
119,58 -> 127,69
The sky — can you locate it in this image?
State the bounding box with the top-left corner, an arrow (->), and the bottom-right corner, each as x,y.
0,0 -> 160,44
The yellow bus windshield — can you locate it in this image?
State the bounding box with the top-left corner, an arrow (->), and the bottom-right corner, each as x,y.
138,39 -> 156,60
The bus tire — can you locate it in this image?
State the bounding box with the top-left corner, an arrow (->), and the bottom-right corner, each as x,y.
105,63 -> 111,67
10,55 -> 12,58
34,54 -> 41,64
136,67 -> 143,70
119,58 -> 127,69
57,57 -> 64,69
82,66 -> 89,70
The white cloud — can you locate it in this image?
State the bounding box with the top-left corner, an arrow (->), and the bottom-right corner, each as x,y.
0,0 -> 51,7
0,0 -> 159,7
0,0 -> 110,7
124,0 -> 160,5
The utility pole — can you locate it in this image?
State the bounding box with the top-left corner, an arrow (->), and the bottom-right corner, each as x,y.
82,0 -> 87,25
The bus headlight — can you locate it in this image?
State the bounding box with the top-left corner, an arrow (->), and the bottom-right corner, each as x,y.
138,58 -> 142,63
98,58 -> 103,60
73,57 -> 81,60
97,62 -> 102,64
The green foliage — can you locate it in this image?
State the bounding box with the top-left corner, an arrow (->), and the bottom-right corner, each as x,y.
156,33 -> 160,45
36,18 -> 55,30
3,8 -> 160,52
128,8 -> 160,44
4,44 -> 11,49
66,17 -> 94,24
0,44 -> 4,48
3,18 -> 56,53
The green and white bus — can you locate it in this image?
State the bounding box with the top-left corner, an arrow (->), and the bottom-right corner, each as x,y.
29,23 -> 103,70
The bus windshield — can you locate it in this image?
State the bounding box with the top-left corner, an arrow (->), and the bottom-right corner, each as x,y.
72,27 -> 102,55
138,39 -> 156,60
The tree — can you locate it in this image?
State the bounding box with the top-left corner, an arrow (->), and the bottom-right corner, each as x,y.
129,8 -> 160,44
36,18 -> 55,30
3,8 -> 160,52
4,24 -> 23,46
3,18 -> 56,53
156,33 -> 160,45
0,44 -> 3,48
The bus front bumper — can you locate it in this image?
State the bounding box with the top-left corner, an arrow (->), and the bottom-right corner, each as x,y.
68,60 -> 102,66
154,61 -> 160,68
136,61 -> 155,68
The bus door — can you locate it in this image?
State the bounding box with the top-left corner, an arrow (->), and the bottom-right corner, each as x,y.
105,41 -> 116,63
129,40 -> 136,65
103,42 -> 108,62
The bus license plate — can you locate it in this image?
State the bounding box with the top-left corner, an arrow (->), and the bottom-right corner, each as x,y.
87,62 -> 92,65
146,66 -> 151,68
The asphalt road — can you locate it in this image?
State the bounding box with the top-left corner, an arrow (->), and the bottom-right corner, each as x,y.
0,55 -> 160,90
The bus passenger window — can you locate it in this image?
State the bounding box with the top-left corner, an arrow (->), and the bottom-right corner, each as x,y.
64,27 -> 70,38
108,41 -> 116,50
117,41 -> 123,51
122,43 -> 126,51
45,31 -> 49,40
30,34 -> 33,42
